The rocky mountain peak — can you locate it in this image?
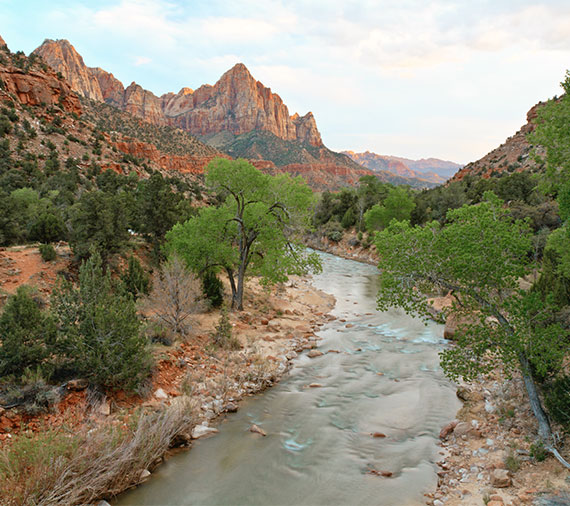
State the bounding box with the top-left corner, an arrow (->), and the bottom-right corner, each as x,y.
0,35 -> 7,48
33,38 -> 104,101
32,39 -> 325,151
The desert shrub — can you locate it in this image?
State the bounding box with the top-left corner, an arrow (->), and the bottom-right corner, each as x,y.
0,369 -> 60,415
51,252 -> 152,390
0,396 -> 199,506
144,322 -> 174,346
143,256 -> 201,338
202,270 -> 224,309
39,243 -> 56,262
0,286 -> 55,378
211,305 -> 240,350
323,220 -> 343,242
530,440 -> 548,462
120,255 -> 151,300
29,211 -> 66,244
341,207 -> 356,229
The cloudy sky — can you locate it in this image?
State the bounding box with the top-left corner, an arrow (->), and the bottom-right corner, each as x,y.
2,0 -> 569,163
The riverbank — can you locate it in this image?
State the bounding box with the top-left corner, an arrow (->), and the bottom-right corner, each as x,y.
309,231 -> 569,505
305,231 -> 379,266
0,244 -> 335,505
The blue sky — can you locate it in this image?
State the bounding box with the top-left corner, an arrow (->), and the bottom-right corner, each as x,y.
2,0 -> 569,163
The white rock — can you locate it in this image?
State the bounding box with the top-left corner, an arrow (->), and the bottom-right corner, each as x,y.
191,424 -> 219,439
139,469 -> 151,482
96,501 -> 112,506
98,400 -> 111,416
154,388 -> 168,400
434,500 -> 444,506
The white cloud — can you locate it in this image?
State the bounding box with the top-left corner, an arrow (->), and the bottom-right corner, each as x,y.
134,56 -> 152,66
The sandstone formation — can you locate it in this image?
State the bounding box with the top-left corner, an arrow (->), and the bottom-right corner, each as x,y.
33,40 -> 323,146
114,139 -> 228,174
33,39 -> 103,101
0,65 -> 81,116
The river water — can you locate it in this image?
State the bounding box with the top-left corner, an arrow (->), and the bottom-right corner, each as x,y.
116,252 -> 460,506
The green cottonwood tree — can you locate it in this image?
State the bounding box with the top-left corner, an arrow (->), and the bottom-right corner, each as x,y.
166,158 -> 321,310
374,192 -> 569,466
364,186 -> 415,232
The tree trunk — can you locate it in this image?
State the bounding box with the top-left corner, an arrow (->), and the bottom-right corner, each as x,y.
518,352 -> 552,441
235,244 -> 250,311
226,268 -> 237,309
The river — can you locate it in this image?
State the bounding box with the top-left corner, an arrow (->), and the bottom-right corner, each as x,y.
116,252 -> 460,506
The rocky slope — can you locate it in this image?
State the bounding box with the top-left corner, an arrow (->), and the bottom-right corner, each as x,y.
343,150 -> 462,186
0,40 -> 224,186
450,104 -> 544,183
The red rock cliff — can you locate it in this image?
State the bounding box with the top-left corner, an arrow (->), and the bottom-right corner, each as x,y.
33,40 -> 323,146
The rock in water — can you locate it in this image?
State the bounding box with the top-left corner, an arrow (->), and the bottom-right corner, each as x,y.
191,424 -> 219,439
307,350 -> 323,358
249,424 -> 267,436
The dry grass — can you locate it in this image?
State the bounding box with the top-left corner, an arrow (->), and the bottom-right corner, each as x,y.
0,396 -> 199,506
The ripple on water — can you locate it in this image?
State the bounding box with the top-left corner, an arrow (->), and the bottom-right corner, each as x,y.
283,437 -> 312,452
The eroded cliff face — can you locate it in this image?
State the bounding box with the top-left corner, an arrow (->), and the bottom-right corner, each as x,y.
33,40 -> 323,147
0,43 -> 81,115
33,39 -> 103,102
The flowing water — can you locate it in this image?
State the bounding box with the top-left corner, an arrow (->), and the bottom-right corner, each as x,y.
116,252 -> 460,506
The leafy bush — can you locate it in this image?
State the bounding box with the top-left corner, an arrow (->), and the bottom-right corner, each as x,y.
211,306 -> 240,350
30,211 -> 67,244
51,253 -> 152,390
0,286 -> 55,378
120,255 -> 151,300
39,244 -> 56,262
323,220 -> 343,242
202,270 -> 224,308
543,375 -> 570,431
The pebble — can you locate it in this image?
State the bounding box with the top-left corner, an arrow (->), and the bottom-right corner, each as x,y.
154,388 -> 168,400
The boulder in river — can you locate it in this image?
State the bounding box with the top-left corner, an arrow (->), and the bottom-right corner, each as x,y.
307,350 -> 323,358
249,424 -> 267,436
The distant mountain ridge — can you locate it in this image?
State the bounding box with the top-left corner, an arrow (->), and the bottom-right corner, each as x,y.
342,151 -> 462,185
